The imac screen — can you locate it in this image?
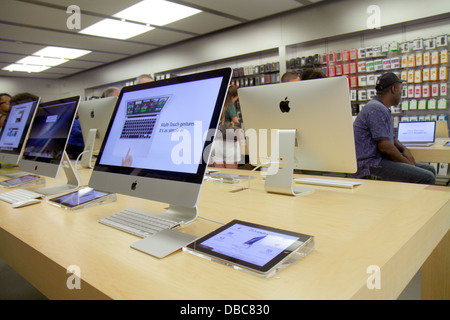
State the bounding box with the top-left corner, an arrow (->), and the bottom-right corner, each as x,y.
0,97 -> 40,164
89,68 -> 232,207
21,96 -> 80,164
96,69 -> 231,180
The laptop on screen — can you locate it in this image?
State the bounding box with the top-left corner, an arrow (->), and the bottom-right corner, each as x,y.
397,121 -> 436,146
112,94 -> 171,158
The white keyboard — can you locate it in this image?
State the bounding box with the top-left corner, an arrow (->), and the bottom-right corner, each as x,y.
99,208 -> 180,238
294,177 -> 362,189
0,188 -> 43,204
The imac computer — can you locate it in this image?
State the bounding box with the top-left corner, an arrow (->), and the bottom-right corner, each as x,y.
0,96 -> 40,166
77,96 -> 118,168
238,76 -> 357,196
89,68 -> 232,235
18,96 -> 82,195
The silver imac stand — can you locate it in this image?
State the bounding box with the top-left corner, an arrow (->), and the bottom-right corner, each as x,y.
264,129 -> 314,196
36,151 -> 83,196
158,204 -> 198,225
80,128 -> 96,169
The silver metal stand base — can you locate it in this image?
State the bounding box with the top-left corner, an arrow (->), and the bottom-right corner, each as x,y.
264,129 -> 314,196
36,151 -> 83,196
80,128 -> 96,169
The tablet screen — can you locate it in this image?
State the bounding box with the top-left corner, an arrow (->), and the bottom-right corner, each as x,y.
1,174 -> 40,186
209,173 -> 247,179
186,220 -> 312,273
48,187 -> 111,208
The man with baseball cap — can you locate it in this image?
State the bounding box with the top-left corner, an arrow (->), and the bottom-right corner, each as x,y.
349,72 -> 436,184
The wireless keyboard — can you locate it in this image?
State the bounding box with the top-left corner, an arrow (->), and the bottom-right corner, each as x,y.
294,177 -> 362,189
0,188 -> 43,205
99,208 -> 180,238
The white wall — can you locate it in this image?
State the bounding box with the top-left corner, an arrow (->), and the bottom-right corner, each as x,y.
0,77 -> 78,102
286,14 -> 450,59
1,0 -> 449,100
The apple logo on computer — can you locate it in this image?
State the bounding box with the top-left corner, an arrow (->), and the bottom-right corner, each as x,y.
131,180 -> 137,190
90,110 -> 95,118
279,97 -> 290,113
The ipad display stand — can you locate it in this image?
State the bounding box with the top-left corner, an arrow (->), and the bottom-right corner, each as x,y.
36,151 -> 83,196
264,129 -> 314,196
48,189 -> 117,211
183,235 -> 315,279
156,205 -> 198,227
72,192 -> 117,210
2,175 -> 45,188
4,172 -> 33,178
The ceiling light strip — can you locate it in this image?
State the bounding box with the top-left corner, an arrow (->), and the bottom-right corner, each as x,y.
79,0 -> 203,40
0,21 -> 161,46
2,46 -> 91,73
165,0 -> 247,23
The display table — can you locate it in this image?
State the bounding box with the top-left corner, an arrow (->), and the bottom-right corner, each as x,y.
408,138 -> 450,164
0,166 -> 448,300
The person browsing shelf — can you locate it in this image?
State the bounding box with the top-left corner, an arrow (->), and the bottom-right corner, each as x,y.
300,69 -> 326,80
211,85 -> 241,169
136,74 -> 154,84
101,87 -> 120,98
281,72 -> 300,82
281,69 -> 326,83
0,93 -> 11,130
349,72 -> 436,184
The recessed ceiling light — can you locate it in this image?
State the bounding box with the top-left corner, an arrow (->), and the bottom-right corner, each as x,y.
2,46 -> 91,74
33,46 -> 91,59
2,64 -> 50,73
113,0 -> 201,26
17,56 -> 68,67
79,18 -> 154,40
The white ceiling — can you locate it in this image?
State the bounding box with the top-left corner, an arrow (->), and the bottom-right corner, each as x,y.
0,0 -> 327,79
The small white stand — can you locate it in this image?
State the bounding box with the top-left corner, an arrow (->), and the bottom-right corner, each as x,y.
264,129 -> 314,196
183,234 -> 315,279
36,151 -> 83,196
80,128 -> 96,169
